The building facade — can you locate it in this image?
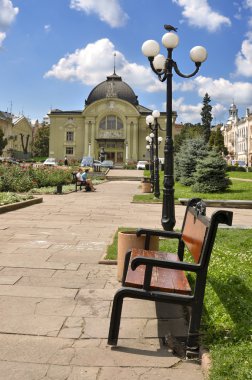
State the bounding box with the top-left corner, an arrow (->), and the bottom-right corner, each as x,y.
0,112 -> 33,159
48,72 -> 178,164
222,103 -> 252,166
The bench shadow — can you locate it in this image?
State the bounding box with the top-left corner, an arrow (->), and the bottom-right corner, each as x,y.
204,275 -> 251,341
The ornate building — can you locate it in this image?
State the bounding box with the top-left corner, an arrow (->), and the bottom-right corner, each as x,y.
0,112 -> 32,159
222,104 -> 252,166
48,71 -> 178,164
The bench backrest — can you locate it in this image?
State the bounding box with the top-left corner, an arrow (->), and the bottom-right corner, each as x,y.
181,199 -> 233,265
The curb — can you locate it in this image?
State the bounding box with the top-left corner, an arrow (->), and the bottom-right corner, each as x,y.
0,197 -> 43,214
98,252 -> 117,265
200,348 -> 211,378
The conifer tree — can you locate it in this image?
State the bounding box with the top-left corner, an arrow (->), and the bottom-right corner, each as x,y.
192,149 -> 231,193
201,93 -> 213,143
176,138 -> 208,186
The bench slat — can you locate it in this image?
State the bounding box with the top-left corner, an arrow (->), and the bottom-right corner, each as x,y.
125,249 -> 191,294
182,211 -> 208,263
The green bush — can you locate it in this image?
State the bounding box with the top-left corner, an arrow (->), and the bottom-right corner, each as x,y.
0,166 -> 72,192
192,150 -> 231,193
226,166 -> 246,172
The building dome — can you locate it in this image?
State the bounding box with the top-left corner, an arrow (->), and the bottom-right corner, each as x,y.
85,72 -> 139,106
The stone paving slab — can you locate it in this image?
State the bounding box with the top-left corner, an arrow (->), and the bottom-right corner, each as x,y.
1,179 -> 250,379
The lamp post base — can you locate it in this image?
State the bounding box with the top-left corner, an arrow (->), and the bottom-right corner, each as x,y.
161,189 -> 176,231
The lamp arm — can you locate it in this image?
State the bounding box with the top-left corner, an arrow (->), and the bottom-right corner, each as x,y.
157,122 -> 166,132
147,124 -> 155,132
172,61 -> 201,79
149,57 -> 167,82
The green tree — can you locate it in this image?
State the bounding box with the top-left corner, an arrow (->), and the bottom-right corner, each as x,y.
192,149 -> 231,193
32,125 -> 49,157
174,123 -> 204,153
176,138 -> 208,186
0,129 -> 7,155
209,127 -> 228,155
200,93 -> 213,143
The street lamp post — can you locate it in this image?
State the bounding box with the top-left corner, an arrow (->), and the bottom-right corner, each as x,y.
146,111 -> 164,198
146,134 -> 155,191
142,25 -> 207,230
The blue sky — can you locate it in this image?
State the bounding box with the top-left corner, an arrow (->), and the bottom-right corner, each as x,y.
0,0 -> 252,125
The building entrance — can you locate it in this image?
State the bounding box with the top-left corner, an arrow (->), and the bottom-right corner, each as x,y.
106,151 -> 124,163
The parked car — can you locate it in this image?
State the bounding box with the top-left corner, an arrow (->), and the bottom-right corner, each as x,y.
137,160 -> 148,170
81,156 -> 94,167
101,160 -> 114,169
43,158 -> 58,166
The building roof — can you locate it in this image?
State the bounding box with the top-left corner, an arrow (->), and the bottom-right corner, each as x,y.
85,72 -> 139,106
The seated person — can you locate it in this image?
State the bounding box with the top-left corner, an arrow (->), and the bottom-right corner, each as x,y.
76,168 -> 96,192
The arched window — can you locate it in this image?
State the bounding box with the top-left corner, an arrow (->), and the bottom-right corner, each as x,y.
99,116 -> 123,130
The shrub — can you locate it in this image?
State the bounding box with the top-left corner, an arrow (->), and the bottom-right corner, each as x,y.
226,166 -> 246,172
192,149 -> 231,193
176,138 -> 208,186
0,166 -> 73,192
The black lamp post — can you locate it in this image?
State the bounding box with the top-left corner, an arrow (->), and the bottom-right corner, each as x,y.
146,111 -> 164,198
142,25 -> 207,230
146,134 -> 155,191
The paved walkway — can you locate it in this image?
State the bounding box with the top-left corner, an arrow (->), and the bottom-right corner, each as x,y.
0,180 -> 251,380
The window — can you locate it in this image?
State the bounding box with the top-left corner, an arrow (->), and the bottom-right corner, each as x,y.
66,147 -> 73,155
66,131 -> 74,141
99,115 -> 123,130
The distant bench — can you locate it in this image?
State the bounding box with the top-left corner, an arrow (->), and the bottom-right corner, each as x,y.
72,172 -> 91,192
108,198 -> 233,358
179,198 -> 252,209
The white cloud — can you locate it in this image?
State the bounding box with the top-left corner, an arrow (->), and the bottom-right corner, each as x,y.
0,31 -> 6,45
194,76 -> 252,106
235,35 -> 252,77
172,0 -> 231,32
44,38 -> 163,93
0,0 -> 18,46
245,0 -> 252,9
44,24 -> 51,33
70,0 -> 128,28
171,75 -> 252,123
171,97 -> 203,123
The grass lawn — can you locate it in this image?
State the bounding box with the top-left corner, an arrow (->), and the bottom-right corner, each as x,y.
105,228 -> 252,380
134,172 -> 252,202
0,192 -> 34,205
227,171 -> 252,179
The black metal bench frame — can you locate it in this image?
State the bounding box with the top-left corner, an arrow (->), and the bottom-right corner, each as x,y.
72,172 -> 91,192
107,198 -> 233,357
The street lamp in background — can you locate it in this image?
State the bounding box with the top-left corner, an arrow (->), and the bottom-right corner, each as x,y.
146,134 -> 155,191
146,111 -> 164,198
142,25 -> 207,230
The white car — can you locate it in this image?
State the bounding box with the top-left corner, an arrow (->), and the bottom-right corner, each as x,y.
137,160 -> 148,170
43,158 -> 58,166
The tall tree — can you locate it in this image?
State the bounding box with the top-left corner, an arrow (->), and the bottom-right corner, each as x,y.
32,125 -> 49,157
200,93 -> 213,143
0,129 -> 7,156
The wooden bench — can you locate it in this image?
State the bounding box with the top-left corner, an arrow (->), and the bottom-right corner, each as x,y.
72,172 -> 91,192
108,198 -> 233,357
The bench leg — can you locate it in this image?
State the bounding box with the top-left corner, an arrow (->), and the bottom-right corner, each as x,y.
186,306 -> 202,358
108,289 -> 125,346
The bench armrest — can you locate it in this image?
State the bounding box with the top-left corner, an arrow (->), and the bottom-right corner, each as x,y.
131,256 -> 200,273
136,228 -> 181,239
